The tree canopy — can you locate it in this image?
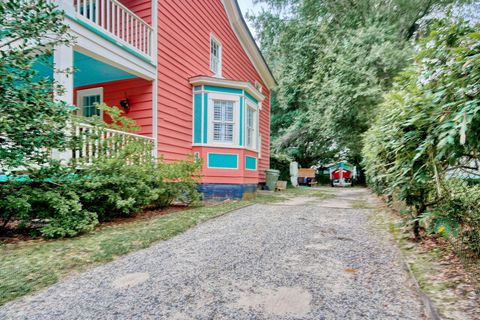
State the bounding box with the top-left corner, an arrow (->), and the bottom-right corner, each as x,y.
249,0 -> 466,167
0,0 -> 73,171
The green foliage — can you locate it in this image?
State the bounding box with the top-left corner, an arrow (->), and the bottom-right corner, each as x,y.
363,17 -> 480,248
430,179 -> 480,254
269,153 -> 292,183
153,157 -> 202,207
0,0 -> 73,170
250,0 -> 460,166
0,105 -> 201,238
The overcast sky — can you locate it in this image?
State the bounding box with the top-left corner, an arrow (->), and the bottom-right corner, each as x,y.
237,0 -> 266,37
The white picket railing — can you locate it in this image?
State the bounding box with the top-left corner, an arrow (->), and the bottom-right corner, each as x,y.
65,123 -> 155,164
73,0 -> 153,57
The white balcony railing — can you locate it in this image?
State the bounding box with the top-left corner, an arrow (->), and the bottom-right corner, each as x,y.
73,0 -> 153,57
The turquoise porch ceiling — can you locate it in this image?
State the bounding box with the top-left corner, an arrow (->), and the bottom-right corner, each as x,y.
33,51 -> 136,87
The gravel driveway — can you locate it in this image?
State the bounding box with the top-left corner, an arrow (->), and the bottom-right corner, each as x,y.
0,188 -> 424,319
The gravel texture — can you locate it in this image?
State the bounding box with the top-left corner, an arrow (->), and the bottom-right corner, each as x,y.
0,188 -> 424,319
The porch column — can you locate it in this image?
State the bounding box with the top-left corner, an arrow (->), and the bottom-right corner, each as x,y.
53,45 -> 74,105
52,44 -> 74,164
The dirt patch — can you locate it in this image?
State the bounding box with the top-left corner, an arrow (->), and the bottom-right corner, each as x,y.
112,272 -> 150,289
235,286 -> 312,317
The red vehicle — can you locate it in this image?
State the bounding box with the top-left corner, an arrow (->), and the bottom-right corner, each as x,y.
329,162 -> 354,187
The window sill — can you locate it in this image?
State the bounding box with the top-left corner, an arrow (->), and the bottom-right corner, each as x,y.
193,143 -> 259,153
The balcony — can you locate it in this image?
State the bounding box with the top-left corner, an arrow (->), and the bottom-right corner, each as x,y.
63,0 -> 153,59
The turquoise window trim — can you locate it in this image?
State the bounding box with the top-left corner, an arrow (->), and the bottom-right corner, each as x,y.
245,156 -> 257,170
203,93 -> 209,144
193,93 -> 202,143
66,13 -> 154,65
208,153 -> 238,169
239,96 -> 244,146
245,91 -> 258,104
204,85 -> 243,95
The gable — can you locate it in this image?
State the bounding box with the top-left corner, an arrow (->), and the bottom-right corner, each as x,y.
221,0 -> 276,89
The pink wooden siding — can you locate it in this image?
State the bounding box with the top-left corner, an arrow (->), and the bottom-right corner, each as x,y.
157,0 -> 271,181
119,0 -> 152,24
74,78 -> 153,137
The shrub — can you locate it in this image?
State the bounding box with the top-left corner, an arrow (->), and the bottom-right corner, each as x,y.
426,179 -> 480,255
270,153 -> 292,183
151,157 -> 202,207
74,157 -> 157,221
0,105 -> 202,238
0,172 -> 98,238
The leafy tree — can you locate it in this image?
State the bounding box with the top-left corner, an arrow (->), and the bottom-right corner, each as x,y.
363,17 -> 480,241
249,0 -> 465,167
0,0 -> 73,171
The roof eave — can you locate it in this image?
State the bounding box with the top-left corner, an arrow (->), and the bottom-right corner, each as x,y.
222,0 -> 277,90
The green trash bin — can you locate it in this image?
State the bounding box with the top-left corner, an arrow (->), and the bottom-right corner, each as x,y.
265,169 -> 280,191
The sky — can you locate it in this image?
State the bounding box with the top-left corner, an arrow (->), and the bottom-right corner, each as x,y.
237,0 -> 263,15
236,0 -> 266,36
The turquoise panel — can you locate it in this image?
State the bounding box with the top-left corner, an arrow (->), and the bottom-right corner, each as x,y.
194,93 -> 202,143
245,91 -> 258,104
245,156 -> 257,170
194,86 -> 202,91
239,96 -> 244,146
203,93 -> 209,144
208,153 -> 238,169
74,52 -> 136,86
204,85 -> 243,95
32,52 -> 137,87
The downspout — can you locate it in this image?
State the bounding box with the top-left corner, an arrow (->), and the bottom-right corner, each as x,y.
151,0 -> 159,160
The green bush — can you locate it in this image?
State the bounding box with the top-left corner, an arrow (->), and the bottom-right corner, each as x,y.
74,159 -> 157,221
0,106 -> 202,238
426,180 -> 480,255
0,178 -> 98,238
270,153 -> 292,183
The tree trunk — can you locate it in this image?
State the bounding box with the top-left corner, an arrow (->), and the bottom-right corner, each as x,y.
413,203 -> 426,241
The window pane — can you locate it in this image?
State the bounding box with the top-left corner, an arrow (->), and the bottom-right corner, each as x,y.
82,94 -> 101,117
214,102 -> 222,121
213,123 -> 222,141
212,99 -> 234,142
246,108 -> 255,147
224,123 -> 233,142
210,38 -> 221,75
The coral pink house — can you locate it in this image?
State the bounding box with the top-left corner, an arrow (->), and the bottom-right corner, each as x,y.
46,0 -> 276,199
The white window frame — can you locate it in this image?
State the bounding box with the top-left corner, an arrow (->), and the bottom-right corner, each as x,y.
208,93 -> 239,147
210,34 -> 222,78
76,87 -> 103,118
245,99 -> 260,152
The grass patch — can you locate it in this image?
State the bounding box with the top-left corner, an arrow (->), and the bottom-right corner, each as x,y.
351,199 -> 373,209
254,192 -> 286,204
283,186 -> 334,199
0,200 -> 259,305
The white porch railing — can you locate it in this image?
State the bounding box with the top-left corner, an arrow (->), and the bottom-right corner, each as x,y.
58,123 -> 155,165
73,0 -> 153,57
